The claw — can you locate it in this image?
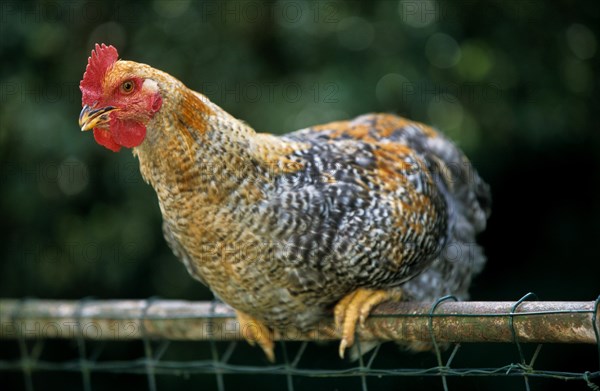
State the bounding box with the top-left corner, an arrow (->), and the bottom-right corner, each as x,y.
333,288 -> 401,359
339,337 -> 348,359
235,310 -> 275,362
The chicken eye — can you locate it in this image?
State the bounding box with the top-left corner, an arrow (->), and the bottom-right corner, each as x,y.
121,80 -> 134,94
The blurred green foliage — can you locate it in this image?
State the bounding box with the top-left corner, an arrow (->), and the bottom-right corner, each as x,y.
1,1 -> 599,390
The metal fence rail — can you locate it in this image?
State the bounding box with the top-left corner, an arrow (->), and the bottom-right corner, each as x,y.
1,295 -> 599,391
1,298 -> 599,344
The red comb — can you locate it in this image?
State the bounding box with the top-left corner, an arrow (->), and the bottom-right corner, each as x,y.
80,43 -> 119,105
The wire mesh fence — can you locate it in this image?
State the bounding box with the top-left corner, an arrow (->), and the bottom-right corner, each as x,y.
1,293 -> 599,391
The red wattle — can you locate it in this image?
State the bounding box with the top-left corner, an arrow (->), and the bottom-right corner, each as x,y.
111,118 -> 147,148
93,128 -> 121,152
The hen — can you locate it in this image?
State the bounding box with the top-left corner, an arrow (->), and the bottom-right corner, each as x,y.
79,44 -> 491,361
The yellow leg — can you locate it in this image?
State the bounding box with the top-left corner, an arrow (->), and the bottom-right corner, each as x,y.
235,310 -> 275,362
334,288 -> 401,358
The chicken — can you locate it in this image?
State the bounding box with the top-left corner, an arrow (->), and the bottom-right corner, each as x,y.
79,44 -> 491,361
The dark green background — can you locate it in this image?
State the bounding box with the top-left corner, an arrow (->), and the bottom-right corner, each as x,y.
1,0 -> 598,390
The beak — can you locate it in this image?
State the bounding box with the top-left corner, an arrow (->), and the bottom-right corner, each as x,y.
79,105 -> 118,131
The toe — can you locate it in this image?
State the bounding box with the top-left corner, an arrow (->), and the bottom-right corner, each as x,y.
235,310 -> 276,362
334,290 -> 357,328
333,289 -> 401,359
